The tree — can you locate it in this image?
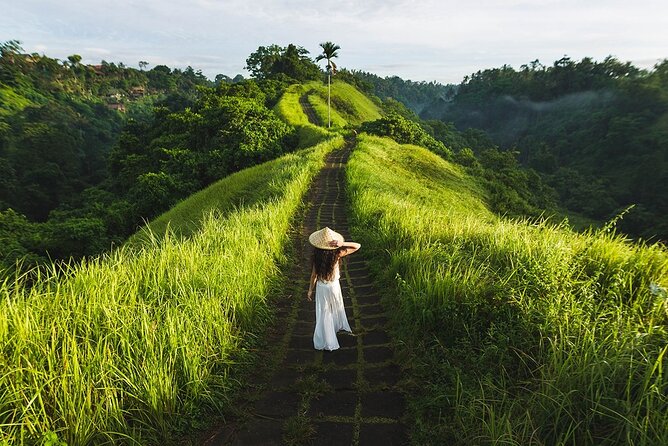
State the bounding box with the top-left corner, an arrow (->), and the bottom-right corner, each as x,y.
138,60 -> 148,71
245,45 -> 283,80
245,44 -> 319,82
67,54 -> 82,66
0,40 -> 24,85
360,113 -> 452,159
315,42 -> 340,128
215,73 -> 232,85
272,44 -> 320,81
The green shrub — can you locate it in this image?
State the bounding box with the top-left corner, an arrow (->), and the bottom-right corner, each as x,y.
360,113 -> 453,159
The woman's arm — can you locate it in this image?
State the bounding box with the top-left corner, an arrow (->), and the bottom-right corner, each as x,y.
328,240 -> 361,257
307,266 -> 317,301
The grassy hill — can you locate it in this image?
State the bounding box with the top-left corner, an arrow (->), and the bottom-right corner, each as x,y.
0,77 -> 372,445
0,136 -> 343,445
304,80 -> 382,127
129,142 -> 338,243
347,134 -> 668,445
3,74 -> 666,446
275,80 -> 381,131
273,83 -> 331,148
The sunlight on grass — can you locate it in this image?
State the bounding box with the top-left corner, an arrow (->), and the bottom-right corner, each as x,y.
347,134 -> 668,445
0,136 -> 343,445
274,80 -> 381,135
307,92 -> 347,128
305,80 -> 382,128
273,83 -> 331,148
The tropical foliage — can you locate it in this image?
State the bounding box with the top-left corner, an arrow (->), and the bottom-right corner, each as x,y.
3,39 -> 667,446
422,56 -> 668,241
360,113 -> 452,159
0,40 -> 219,272
344,69 -> 456,114
245,44 -> 321,82
315,42 -> 340,74
107,82 -> 296,219
0,42 -> 310,274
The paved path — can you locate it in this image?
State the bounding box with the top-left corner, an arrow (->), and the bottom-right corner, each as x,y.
204,140 -> 407,445
299,93 -> 320,126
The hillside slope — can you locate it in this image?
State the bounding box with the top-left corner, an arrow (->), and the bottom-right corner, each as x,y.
5,71 -> 665,446
347,134 -> 668,445
129,142 -> 337,243
304,80 -> 382,127
275,80 -> 381,130
0,136 -> 343,445
422,58 -> 668,241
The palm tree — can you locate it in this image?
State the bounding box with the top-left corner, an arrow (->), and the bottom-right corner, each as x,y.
315,42 -> 340,128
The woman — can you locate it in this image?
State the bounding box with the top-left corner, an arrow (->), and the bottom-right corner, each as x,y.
307,227 -> 361,351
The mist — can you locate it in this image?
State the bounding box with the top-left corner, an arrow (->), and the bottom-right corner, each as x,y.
432,89 -> 618,146
500,90 -> 616,113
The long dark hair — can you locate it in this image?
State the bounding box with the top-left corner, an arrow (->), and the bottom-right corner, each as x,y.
312,247 -> 344,282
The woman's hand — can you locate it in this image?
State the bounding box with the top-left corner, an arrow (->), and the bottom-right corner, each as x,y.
329,239 -> 342,248
307,290 -> 313,301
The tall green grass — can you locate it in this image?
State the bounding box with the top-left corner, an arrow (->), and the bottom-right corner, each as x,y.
0,136 -> 343,445
306,93 -> 347,128
274,80 -> 381,138
347,135 -> 668,445
305,80 -> 382,128
273,84 -> 331,148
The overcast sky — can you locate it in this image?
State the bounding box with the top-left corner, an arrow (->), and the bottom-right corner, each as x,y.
1,0 -> 667,84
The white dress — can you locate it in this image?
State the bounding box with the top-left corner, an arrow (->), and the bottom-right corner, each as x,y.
313,264 -> 352,350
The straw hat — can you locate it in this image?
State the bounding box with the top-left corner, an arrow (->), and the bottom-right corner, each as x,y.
309,227 -> 344,250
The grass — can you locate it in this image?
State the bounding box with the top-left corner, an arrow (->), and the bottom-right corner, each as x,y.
346,134 -> 668,445
0,85 -> 33,117
283,415 -> 316,445
129,150 -> 327,243
304,80 -> 382,129
274,80 -> 381,137
307,92 -> 347,128
0,136 -> 344,445
274,84 -> 311,127
273,84 -> 331,148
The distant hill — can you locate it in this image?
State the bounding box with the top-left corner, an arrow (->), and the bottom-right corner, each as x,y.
420,56 -> 668,241
0,41 -> 303,272
341,69 -> 456,114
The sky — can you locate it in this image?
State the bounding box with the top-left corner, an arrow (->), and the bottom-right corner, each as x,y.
1,0 -> 667,85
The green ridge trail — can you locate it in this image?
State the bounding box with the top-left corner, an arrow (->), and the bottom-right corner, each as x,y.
203,137 -> 407,445
299,93 -> 320,126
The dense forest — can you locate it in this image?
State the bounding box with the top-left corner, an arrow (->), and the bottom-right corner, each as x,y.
0,41 -> 323,273
418,56 -> 668,241
339,69 -> 456,114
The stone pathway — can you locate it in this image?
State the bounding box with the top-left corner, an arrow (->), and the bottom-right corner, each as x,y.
203,140 -> 407,445
299,93 -> 320,126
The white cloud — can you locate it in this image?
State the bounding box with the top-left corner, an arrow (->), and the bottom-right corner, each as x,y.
1,0 -> 666,83
83,47 -> 111,56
